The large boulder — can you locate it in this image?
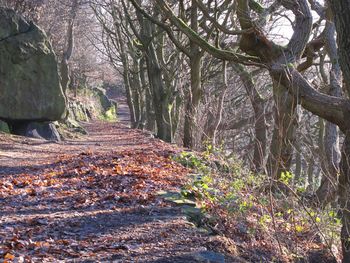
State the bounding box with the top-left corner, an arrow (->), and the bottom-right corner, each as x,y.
0,8 -> 66,121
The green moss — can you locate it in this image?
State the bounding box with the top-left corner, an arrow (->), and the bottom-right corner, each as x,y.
68,100 -> 91,122
100,105 -> 117,122
58,117 -> 87,137
75,105 -> 88,121
0,120 -> 10,133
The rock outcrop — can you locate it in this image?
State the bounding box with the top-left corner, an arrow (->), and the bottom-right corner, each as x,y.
92,87 -> 117,121
0,8 -> 66,121
12,122 -> 61,141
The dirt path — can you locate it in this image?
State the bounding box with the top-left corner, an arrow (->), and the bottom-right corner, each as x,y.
0,105 -> 235,262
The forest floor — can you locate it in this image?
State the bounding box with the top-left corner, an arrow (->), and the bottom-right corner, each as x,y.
0,100 -> 241,262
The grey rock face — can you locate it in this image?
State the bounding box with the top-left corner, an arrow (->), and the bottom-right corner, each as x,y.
12,121 -> 61,141
25,122 -> 61,141
0,8 -> 66,121
92,87 -> 112,111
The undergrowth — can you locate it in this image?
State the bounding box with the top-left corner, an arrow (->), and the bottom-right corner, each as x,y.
172,147 -> 341,262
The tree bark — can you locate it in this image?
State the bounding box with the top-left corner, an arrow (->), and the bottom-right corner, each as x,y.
339,134 -> 350,262
329,1 -> 350,261
183,1 -> 202,148
328,0 -> 350,97
60,0 -> 78,92
314,8 -> 341,207
136,10 -> 173,142
130,58 -> 143,128
267,81 -> 298,180
307,157 -> 315,191
294,139 -> 303,184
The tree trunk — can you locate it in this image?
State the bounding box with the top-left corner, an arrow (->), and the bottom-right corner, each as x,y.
267,81 -> 298,180
146,51 -> 172,142
315,13 -> 341,206
183,1 -> 202,148
294,139 -> 302,184
307,158 -> 315,192
130,59 -> 143,128
230,64 -> 267,172
137,13 -> 172,142
183,54 -> 202,147
202,62 -> 227,147
329,0 -> 350,97
145,87 -> 155,131
329,1 -> 350,260
138,58 -> 147,130
339,134 -> 350,262
252,100 -> 268,173
114,26 -> 137,127
123,71 -> 137,126
60,0 -> 78,92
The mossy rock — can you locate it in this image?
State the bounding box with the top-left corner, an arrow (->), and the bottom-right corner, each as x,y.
64,117 -> 87,134
0,120 -> 10,133
68,100 -> 91,122
92,87 -> 112,111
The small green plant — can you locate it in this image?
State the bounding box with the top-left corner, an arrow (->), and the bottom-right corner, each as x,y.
295,225 -> 304,233
172,152 -> 209,174
239,199 -> 253,213
231,179 -> 245,191
279,171 -> 293,185
259,214 -> 272,228
329,210 -> 342,226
